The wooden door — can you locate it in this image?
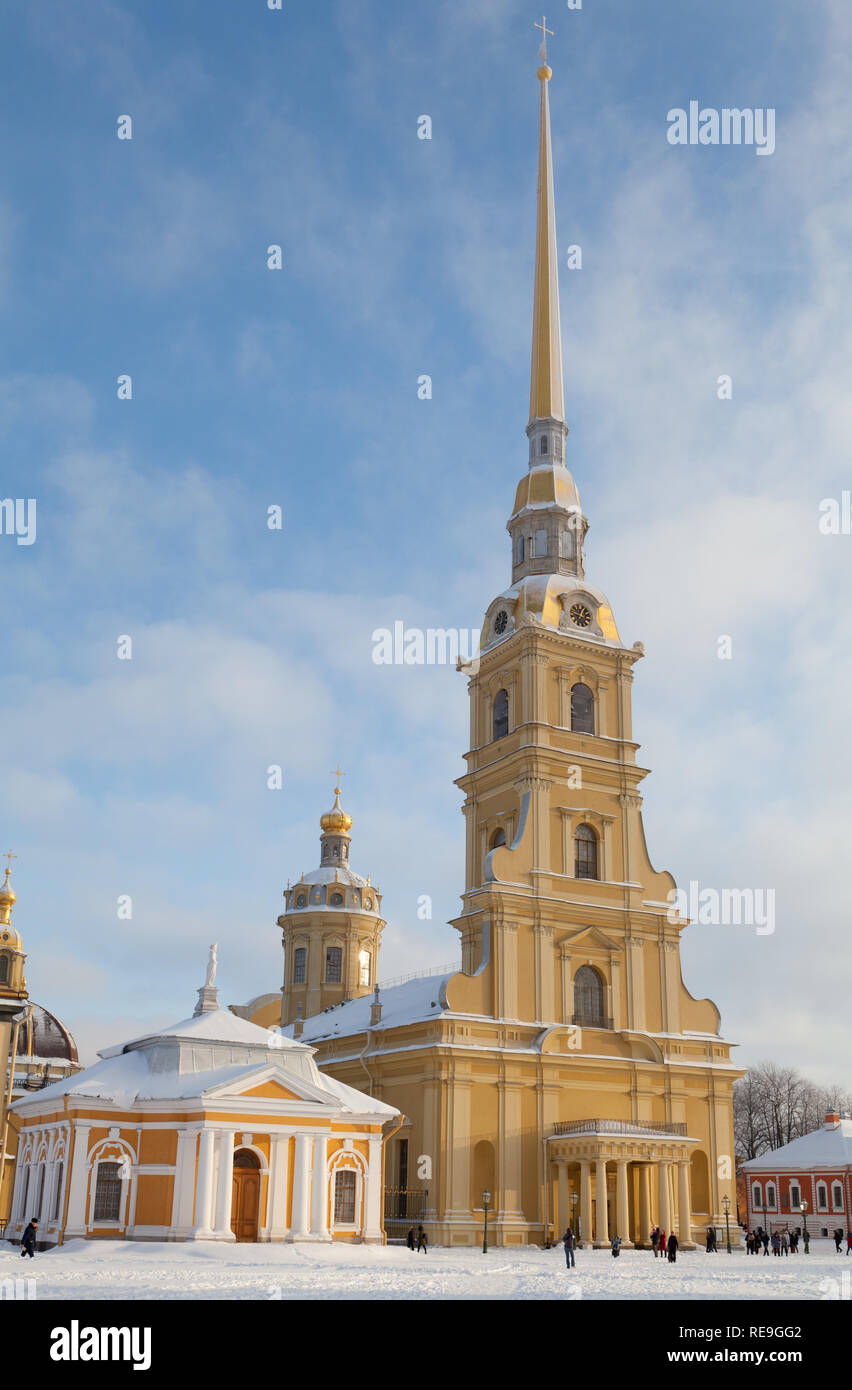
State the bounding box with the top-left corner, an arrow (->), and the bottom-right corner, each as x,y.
231,1150 -> 260,1242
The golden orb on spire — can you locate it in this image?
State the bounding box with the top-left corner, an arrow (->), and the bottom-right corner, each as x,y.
320,773 -> 353,835
0,853 -> 17,927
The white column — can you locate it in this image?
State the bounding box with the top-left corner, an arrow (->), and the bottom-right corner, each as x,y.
171,1130 -> 198,1236
557,1162 -> 570,1234
363,1136 -> 383,1244
192,1129 -> 217,1237
616,1160 -> 632,1247
267,1134 -> 290,1241
678,1161 -> 693,1246
289,1134 -> 312,1240
213,1130 -> 236,1240
658,1162 -> 672,1235
64,1124 -> 92,1237
310,1134 -> 329,1240
579,1161 -> 593,1247
595,1159 -> 609,1243
9,1160 -> 27,1228
639,1163 -> 652,1243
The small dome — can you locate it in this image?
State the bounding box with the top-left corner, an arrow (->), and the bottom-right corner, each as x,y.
16,1002 -> 78,1063
0,864 -> 17,925
320,784 -> 352,835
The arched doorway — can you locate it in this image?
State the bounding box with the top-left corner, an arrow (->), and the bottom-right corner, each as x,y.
231,1148 -> 260,1242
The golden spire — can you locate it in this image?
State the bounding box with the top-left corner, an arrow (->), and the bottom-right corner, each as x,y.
320,769 -> 353,835
0,851 -> 17,927
529,18 -> 565,425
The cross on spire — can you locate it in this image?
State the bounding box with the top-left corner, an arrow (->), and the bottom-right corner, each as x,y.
4,850 -> 17,873
331,765 -> 346,791
534,14 -> 554,59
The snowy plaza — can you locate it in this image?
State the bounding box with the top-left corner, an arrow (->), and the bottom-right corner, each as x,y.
1,1237 -> 849,1302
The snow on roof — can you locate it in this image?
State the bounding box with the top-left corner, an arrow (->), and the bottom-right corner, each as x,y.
281,973 -> 452,1044
298,866 -> 369,888
98,1007 -> 308,1059
742,1119 -> 852,1171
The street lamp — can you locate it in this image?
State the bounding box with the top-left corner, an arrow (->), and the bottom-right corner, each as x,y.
800,1200 -> 809,1254
482,1189 -> 491,1255
722,1193 -> 732,1254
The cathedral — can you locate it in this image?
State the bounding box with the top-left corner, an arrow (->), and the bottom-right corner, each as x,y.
241,51 -> 742,1248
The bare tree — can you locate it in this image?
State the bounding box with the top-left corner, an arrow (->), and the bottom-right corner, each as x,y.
734,1062 -> 851,1159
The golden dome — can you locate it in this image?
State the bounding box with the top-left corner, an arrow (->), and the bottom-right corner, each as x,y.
320,785 -> 353,835
0,864 -> 16,927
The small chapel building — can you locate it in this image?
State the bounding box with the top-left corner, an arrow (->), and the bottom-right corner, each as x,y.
8,954 -> 398,1247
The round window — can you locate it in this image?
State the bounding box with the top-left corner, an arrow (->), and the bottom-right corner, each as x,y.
494,610 -> 508,635
296,895 -> 306,908
330,892 -> 344,906
569,602 -> 593,629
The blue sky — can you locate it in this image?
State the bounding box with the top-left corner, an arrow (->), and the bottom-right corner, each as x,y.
1,0 -> 850,1084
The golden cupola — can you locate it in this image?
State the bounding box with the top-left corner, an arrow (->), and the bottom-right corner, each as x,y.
319,783 -> 353,837
0,857 -> 28,997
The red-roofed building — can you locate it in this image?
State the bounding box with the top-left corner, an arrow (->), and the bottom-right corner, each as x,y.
742,1113 -> 852,1235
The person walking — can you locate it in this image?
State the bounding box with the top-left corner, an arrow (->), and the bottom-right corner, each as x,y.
834,1228 -> 844,1253
667,1231 -> 679,1263
659,1229 -> 667,1258
406,1226 -> 415,1252
563,1227 -> 576,1269
416,1224 -> 428,1254
761,1230 -> 770,1256
781,1231 -> 789,1255
611,1234 -> 622,1258
706,1226 -> 717,1253
771,1231 -> 781,1256
846,1230 -> 852,1255
650,1226 -> 660,1257
20,1218 -> 38,1259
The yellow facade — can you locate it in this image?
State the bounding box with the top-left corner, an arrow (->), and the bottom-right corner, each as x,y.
248,53 -> 743,1249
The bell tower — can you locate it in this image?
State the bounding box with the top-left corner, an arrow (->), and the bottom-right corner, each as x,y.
450,52 -> 717,1047
278,779 -> 386,1026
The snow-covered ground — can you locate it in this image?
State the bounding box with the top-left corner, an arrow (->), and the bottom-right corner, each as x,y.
1,1238 -> 849,1300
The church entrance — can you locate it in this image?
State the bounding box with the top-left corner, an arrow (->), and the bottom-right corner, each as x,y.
231,1148 -> 260,1242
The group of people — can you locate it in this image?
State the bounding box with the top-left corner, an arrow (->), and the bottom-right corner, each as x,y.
405,1225 -> 429,1253
746,1226 -> 805,1254
649,1226 -> 679,1261
833,1228 -> 852,1254
560,1226 -> 680,1263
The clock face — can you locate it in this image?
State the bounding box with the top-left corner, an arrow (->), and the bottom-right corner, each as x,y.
330,893 -> 344,906
569,602 -> 593,629
494,610 -> 509,635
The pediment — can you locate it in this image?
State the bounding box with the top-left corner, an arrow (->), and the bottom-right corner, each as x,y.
561,925 -> 622,953
202,1063 -> 338,1109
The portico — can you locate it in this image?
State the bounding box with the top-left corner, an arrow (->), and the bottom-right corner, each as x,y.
548,1120 -> 699,1249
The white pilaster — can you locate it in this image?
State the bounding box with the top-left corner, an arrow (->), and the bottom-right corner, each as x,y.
192,1129 -> 216,1237
64,1123 -> 92,1237
267,1134 -> 290,1241
170,1130 -> 198,1237
310,1134 -> 330,1240
213,1130 -> 236,1240
363,1135 -> 384,1244
289,1134 -> 312,1240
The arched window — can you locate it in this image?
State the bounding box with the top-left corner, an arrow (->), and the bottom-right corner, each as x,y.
334,1169 -> 357,1224
359,950 -> 371,988
325,946 -> 342,983
832,1183 -> 843,1209
790,1184 -> 801,1210
766,1183 -> 776,1209
490,827 -> 507,849
570,682 -> 594,734
817,1183 -> 828,1209
493,689 -> 509,741
574,824 -> 598,879
752,1181 -> 762,1208
540,434 -> 548,454
573,965 -> 605,1027
0,954 -> 8,984
93,1162 -> 122,1222
293,947 -> 306,984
